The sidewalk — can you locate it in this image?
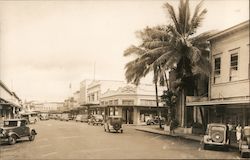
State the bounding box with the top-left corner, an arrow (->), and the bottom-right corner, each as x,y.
135,125 -> 238,149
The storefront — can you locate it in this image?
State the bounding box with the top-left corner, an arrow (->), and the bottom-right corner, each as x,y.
187,99 -> 250,127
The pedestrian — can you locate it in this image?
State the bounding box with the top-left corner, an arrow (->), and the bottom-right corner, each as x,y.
236,124 -> 242,143
170,120 -> 175,134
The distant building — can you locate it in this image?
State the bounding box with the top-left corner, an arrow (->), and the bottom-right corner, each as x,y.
73,90 -> 80,108
79,79 -> 92,106
187,21 -> 250,126
0,80 -> 22,119
24,101 -> 64,112
97,84 -> 165,124
86,80 -> 126,105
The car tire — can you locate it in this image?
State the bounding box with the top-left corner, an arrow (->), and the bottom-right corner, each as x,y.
29,131 -> 36,141
150,122 -> 154,125
8,135 -> 17,145
203,144 -> 208,150
121,130 -> 123,133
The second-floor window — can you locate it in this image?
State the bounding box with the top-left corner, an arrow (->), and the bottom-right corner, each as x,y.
214,57 -> 221,76
213,55 -> 221,84
230,53 -> 238,71
229,48 -> 239,81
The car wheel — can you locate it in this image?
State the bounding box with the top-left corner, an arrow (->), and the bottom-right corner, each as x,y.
29,131 -> 36,141
150,122 -> 154,125
8,135 -> 17,145
203,144 -> 208,150
104,127 -> 106,132
121,130 -> 123,133
240,152 -> 245,158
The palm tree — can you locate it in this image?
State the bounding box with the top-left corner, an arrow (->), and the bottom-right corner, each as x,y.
159,0 -> 214,127
124,26 -> 170,128
124,0 -> 214,128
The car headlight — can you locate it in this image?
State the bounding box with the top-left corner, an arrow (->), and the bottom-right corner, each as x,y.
2,129 -> 6,135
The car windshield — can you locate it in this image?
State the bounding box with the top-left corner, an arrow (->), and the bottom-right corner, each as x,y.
4,121 -> 18,127
211,126 -> 225,131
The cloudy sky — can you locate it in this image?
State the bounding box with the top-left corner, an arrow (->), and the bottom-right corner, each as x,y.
0,0 -> 249,102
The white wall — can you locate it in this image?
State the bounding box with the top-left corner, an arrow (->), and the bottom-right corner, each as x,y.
210,25 -> 249,100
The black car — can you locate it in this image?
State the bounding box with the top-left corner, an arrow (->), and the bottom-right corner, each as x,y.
0,119 -> 37,145
146,117 -> 166,125
104,116 -> 123,133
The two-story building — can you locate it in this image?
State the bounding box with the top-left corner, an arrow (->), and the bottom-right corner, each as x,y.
83,80 -> 127,115
100,84 -> 166,124
187,21 -> 250,127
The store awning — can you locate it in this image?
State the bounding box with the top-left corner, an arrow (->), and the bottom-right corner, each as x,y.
186,98 -> 250,107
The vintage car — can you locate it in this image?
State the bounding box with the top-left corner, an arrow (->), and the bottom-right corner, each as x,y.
104,116 -> 123,133
21,113 -> 39,124
40,113 -> 49,120
75,114 -> 88,122
203,123 -> 230,150
239,126 -> 250,158
0,119 -> 37,145
60,113 -> 70,121
88,115 -> 104,125
146,116 -> 166,125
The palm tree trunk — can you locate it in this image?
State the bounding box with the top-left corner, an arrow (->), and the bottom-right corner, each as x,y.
180,88 -> 187,127
164,71 -> 169,90
154,81 -> 162,128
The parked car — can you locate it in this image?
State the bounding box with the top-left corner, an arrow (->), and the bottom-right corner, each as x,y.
40,113 -> 49,120
203,123 -> 230,150
60,113 -> 69,121
239,126 -> 250,158
146,116 -> 166,125
75,115 -> 83,122
21,113 -> 39,124
88,115 -> 103,125
0,119 -> 37,145
80,114 -> 88,122
104,116 -> 123,133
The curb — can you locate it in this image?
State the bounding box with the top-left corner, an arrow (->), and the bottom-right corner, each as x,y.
135,128 -> 197,140
135,128 -> 239,149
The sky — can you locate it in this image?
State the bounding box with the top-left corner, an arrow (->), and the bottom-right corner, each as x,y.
0,0 -> 249,102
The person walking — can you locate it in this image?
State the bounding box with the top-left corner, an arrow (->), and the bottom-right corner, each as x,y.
236,124 -> 242,143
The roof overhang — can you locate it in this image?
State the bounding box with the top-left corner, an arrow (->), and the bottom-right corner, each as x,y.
186,99 -> 250,107
208,20 -> 249,41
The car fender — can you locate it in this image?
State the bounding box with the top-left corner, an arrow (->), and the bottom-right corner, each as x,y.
8,132 -> 21,139
30,129 -> 37,135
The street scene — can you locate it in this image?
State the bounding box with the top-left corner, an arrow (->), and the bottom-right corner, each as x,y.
0,0 -> 249,159
0,120 -> 240,159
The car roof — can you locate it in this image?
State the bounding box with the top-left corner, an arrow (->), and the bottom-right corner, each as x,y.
208,123 -> 227,127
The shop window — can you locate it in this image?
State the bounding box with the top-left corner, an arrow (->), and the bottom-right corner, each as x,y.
114,107 -> 118,116
110,107 -> 114,116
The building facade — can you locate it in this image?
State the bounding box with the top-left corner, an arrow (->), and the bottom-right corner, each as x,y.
0,80 -> 22,119
187,21 -> 250,127
99,84 -> 166,125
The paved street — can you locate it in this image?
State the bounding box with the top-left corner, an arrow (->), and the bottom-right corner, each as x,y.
0,120 -> 240,159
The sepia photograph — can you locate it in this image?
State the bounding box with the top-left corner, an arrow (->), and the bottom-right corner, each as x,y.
0,0 -> 249,159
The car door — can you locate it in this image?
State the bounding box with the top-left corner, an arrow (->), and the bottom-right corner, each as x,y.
19,120 -> 30,137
